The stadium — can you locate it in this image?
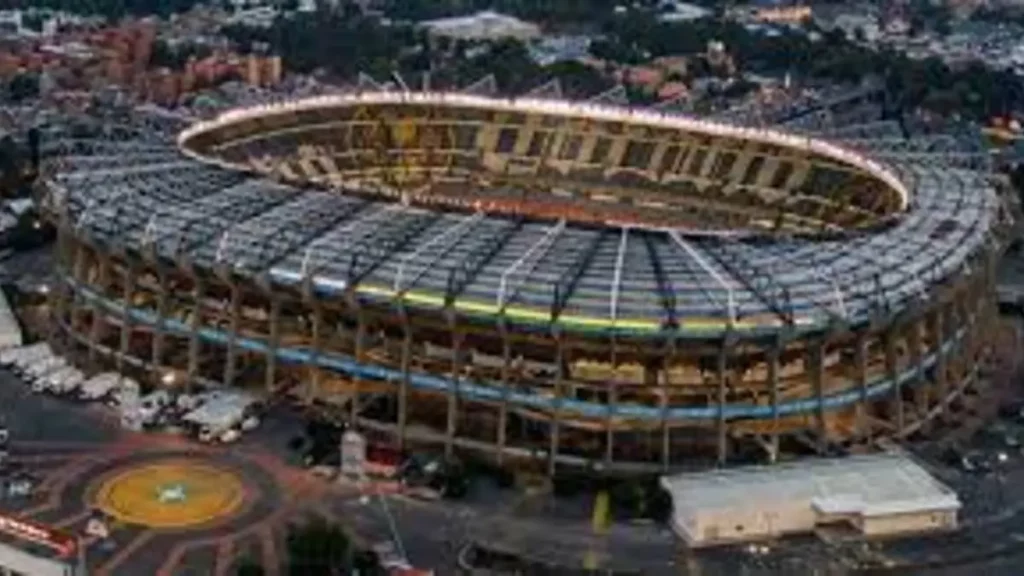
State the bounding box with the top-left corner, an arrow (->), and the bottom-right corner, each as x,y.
37,82 -> 1010,475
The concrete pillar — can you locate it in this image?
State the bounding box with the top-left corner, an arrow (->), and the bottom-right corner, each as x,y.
445,328 -> 463,461
909,320 -> 926,420
605,337 -> 619,468
855,331 -> 869,439
812,341 -> 826,453
885,331 -> 903,435
264,298 -> 281,394
398,324 -> 411,452
86,257 -> 111,368
185,278 -> 204,393
150,271 -> 170,381
497,326 -> 511,465
548,334 -> 564,477
936,306 -> 949,417
350,311 -> 366,427
306,302 -> 323,403
223,284 -> 241,386
716,344 -> 728,466
116,264 -> 137,375
768,342 -> 781,463
662,344 -> 676,472
69,244 -> 90,340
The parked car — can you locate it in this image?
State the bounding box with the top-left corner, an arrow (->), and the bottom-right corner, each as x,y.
3,473 -> 35,499
24,355 -> 66,384
182,392 -> 262,443
0,342 -> 48,366
12,348 -> 56,376
50,368 -> 86,396
135,390 -> 173,427
108,378 -> 140,408
78,373 -> 124,402
34,365 -> 80,394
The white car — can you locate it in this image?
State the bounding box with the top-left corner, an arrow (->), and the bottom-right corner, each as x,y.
11,349 -> 55,375
372,541 -> 413,571
0,343 -> 49,366
23,355 -> 66,382
184,392 -> 262,443
33,366 -> 77,394
78,373 -> 123,401
119,398 -> 144,432
175,392 -> 204,413
109,379 -> 141,408
50,369 -> 86,395
135,390 -> 173,427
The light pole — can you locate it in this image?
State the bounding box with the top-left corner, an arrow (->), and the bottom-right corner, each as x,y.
357,471 -> 407,562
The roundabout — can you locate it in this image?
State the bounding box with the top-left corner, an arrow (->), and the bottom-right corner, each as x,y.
92,459 -> 247,529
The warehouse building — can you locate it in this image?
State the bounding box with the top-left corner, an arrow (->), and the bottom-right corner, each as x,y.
661,452 -> 960,547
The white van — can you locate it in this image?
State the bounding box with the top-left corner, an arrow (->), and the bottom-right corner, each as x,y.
183,392 -> 262,443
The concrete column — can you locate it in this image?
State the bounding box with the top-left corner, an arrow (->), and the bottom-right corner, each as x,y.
909,320 -> 926,420
885,331 -> 903,435
716,344 -> 728,466
496,326 -> 511,465
48,231 -> 74,347
116,265 -> 137,375
855,331 -> 869,439
606,136 -> 629,168
86,257 -> 111,368
350,311 -> 366,427
185,278 -> 204,393
936,306 -> 949,417
648,141 -> 671,179
264,298 -> 281,394
605,337 -> 619,468
222,284 -> 241,386
69,244 -> 90,339
768,342 -> 781,463
548,334 -> 564,477
812,341 -> 826,453
150,271 -> 170,381
306,302 -> 323,403
662,346 -> 675,472
445,329 -> 464,461
398,324 -> 411,452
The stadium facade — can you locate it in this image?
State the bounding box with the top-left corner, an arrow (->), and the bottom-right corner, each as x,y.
39,85 -> 1010,474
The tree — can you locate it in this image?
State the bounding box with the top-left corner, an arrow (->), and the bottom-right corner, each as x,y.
7,73 -> 39,103
351,549 -> 384,576
286,518 -> 352,576
236,557 -> 266,576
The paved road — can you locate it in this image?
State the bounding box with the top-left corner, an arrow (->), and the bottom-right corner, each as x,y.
9,359 -> 1024,575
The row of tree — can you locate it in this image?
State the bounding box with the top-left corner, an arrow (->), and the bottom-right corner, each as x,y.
593,11 -> 1024,120
0,0 -> 205,21
237,518 -> 385,576
231,4 -> 1024,121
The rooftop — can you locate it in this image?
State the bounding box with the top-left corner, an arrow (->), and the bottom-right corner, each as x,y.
661,452 -> 961,518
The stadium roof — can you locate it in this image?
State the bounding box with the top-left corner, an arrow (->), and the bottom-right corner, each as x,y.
44,89 -> 1001,340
